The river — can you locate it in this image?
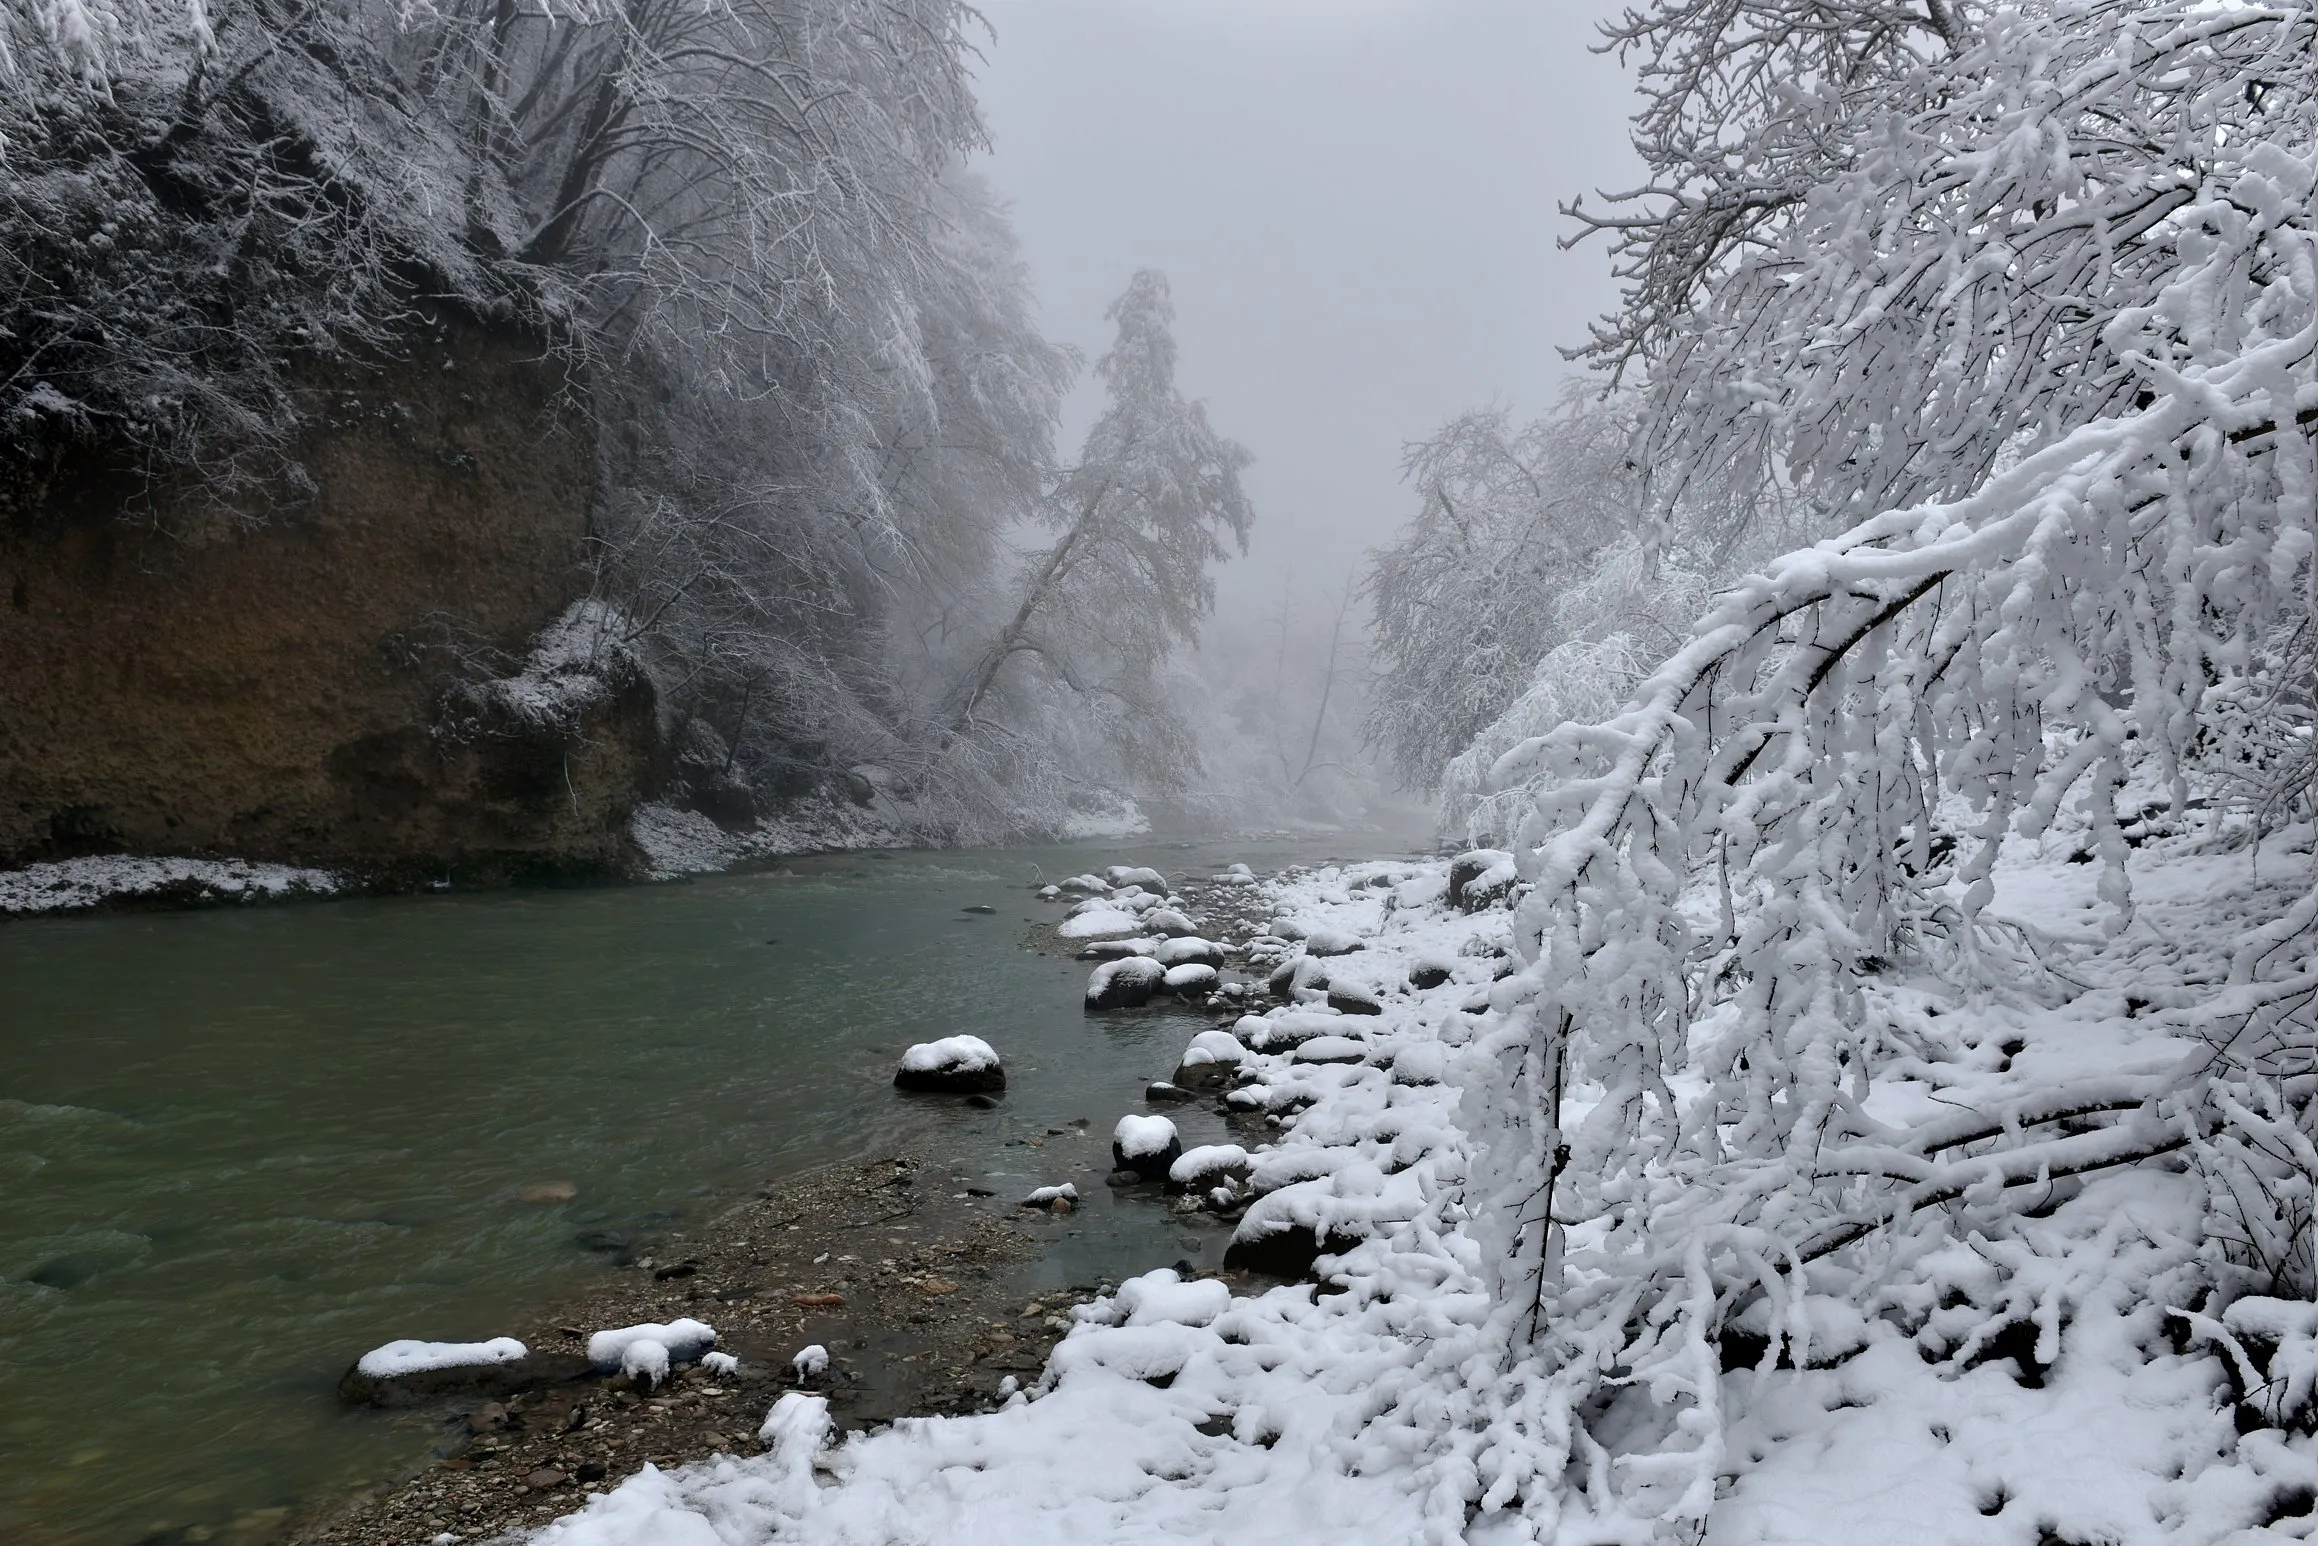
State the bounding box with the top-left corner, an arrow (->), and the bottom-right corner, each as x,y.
0,833 -> 1419,1546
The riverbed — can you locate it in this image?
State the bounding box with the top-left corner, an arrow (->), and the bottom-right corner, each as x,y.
0,833 -> 1417,1546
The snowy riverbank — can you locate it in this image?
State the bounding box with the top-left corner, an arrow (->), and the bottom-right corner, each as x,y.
0,854 -> 346,917
500,830 -> 2318,1546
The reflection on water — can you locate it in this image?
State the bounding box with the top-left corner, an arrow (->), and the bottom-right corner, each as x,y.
0,833 -> 1419,1546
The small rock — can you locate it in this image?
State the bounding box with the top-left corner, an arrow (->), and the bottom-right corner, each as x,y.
1302,928 -> 1363,957
962,904 -> 998,914
524,1469 -> 567,1492
965,1093 -> 1000,1109
517,1182 -> 577,1205
792,1293 -> 845,1308
574,1460 -> 607,1483
1144,1080 -> 1197,1104
1409,964 -> 1453,991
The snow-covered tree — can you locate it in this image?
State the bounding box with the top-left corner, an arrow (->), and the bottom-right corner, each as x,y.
938,270 -> 1255,810
1441,3 -> 2318,1538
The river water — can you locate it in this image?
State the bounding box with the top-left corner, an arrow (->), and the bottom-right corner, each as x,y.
0,834 -> 1417,1546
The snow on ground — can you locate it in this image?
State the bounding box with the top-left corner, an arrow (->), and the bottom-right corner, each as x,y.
0,855 -> 344,916
520,834 -> 2318,1546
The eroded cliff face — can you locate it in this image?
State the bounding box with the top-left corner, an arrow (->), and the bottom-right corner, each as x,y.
0,314 -> 654,880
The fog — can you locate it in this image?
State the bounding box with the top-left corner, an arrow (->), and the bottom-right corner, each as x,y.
970,0 -> 1642,616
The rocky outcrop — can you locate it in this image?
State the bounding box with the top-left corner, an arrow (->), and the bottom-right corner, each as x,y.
0,311 -> 653,881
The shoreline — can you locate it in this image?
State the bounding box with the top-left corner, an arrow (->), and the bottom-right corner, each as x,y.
283,864 -> 1295,1546
285,1151 -> 1081,1546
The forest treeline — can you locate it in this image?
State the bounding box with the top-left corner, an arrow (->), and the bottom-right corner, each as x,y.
1,0 -> 1256,841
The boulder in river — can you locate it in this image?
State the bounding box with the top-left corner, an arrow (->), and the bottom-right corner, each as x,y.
1143,907 -> 1200,938
1162,962 -> 1220,997
338,1338 -> 586,1407
1106,865 -> 1168,891
893,1035 -> 1006,1093
1112,1113 -> 1182,1180
1302,927 -> 1364,957
1166,1143 -> 1251,1193
1086,956 -> 1166,1010
1077,938 -> 1156,961
1172,1028 -> 1246,1089
1154,936 -> 1225,968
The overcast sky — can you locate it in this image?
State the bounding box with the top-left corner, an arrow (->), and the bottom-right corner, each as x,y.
968,0 -> 1641,617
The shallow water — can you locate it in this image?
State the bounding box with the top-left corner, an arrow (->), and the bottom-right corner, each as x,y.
0,833 -> 1418,1546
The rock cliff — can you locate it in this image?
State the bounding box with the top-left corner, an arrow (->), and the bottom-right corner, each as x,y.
0,313 -> 655,881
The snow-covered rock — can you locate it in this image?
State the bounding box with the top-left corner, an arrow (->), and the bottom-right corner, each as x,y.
1153,935 -> 1224,967
338,1336 -> 553,1405
0,855 -> 344,916
1143,907 -> 1199,937
1057,907 -> 1143,940
1085,956 -> 1165,1010
893,1035 -> 1004,1093
1446,848 -> 1516,911
587,1319 -> 717,1372
789,1345 -> 830,1384
700,1351 -> 740,1378
1167,1143 -> 1251,1192
620,1337 -> 671,1390
1161,962 -> 1220,996
1110,1113 -> 1181,1180
1057,873 -> 1110,896
1105,865 -> 1167,891
1020,1183 -> 1079,1210
1302,926 -> 1363,956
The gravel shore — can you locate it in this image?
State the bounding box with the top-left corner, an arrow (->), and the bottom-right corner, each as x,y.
289,1152 -> 1085,1546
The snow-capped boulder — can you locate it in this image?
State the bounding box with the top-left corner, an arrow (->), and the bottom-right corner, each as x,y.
1020,1183 -> 1079,1211
337,1336 -> 569,1406
587,1318 -> 718,1373
893,1036 -> 1005,1093
1167,1143 -> 1252,1192
1239,1010 -> 1342,1052
1111,1113 -> 1182,1180
700,1351 -> 740,1377
1154,936 -> 1225,968
1143,907 -> 1200,937
1270,956 -> 1329,1000
1409,959 -> 1454,991
1448,848 -> 1517,912
1106,865 -> 1168,891
1303,927 -> 1364,957
1163,962 -> 1220,997
1086,955 -> 1166,1010
1058,907 -> 1143,940
1214,862 -> 1258,887
1173,1027 -> 1247,1088
1058,874 -> 1110,896
1076,937 -> 1156,960
1390,1042 -> 1447,1085
1267,918 -> 1308,941
1143,1080 -> 1197,1103
1293,1034 -> 1369,1065
1325,980 -> 1384,1015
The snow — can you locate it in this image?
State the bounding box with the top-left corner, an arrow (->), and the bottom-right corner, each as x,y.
1153,936 -> 1223,967
587,1319 -> 717,1372
0,855 -> 342,916
1023,1183 -> 1079,1206
355,1337 -> 526,1378
700,1351 -> 740,1378
898,1036 -> 999,1075
620,1338 -> 670,1390
1110,1113 -> 1177,1159
789,1345 -> 829,1381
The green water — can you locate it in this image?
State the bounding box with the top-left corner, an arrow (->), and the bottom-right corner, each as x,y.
0,836 -> 1404,1546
